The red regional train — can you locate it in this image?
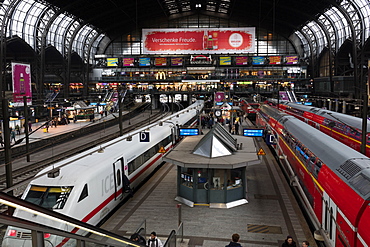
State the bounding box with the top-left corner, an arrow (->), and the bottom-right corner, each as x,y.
265,99 -> 370,157
257,104 -> 370,247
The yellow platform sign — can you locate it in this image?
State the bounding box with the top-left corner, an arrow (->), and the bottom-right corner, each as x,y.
257,148 -> 266,155
158,146 -> 166,153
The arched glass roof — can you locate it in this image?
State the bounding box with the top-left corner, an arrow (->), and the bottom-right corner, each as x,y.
298,0 -> 369,57
3,0 -> 101,60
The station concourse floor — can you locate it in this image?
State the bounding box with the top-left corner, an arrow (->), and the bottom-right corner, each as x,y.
101,120 -> 317,247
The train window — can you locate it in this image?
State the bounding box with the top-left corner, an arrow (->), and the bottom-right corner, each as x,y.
128,160 -> 135,175
143,149 -> 151,163
25,185 -> 73,209
78,184 -> 88,202
310,156 -> 316,163
313,160 -> 322,178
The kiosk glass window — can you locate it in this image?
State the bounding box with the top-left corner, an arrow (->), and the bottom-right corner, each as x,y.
226,168 -> 243,190
211,169 -> 225,190
196,168 -> 208,189
180,167 -> 193,188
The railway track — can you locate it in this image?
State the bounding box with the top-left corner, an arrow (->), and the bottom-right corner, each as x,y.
0,110 -> 168,197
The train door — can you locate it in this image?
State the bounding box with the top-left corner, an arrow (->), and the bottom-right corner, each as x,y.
322,191 -> 337,246
113,158 -> 124,200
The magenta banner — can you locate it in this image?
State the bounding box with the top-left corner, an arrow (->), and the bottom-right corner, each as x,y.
12,62 -> 32,106
215,92 -> 225,102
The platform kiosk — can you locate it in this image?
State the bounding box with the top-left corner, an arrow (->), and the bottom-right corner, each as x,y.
163,123 -> 261,208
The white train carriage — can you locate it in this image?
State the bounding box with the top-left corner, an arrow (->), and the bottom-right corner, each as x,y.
2,100 -> 204,247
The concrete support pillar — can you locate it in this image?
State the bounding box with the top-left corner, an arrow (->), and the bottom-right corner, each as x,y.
342,101 -> 346,114
152,94 -> 160,109
335,100 -> 339,112
322,99 -> 326,109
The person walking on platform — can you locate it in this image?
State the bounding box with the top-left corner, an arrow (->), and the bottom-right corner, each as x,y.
225,233 -> 242,247
234,118 -> 240,135
28,122 -> 32,132
147,232 -> 163,247
15,124 -> 20,135
10,128 -> 16,143
282,236 -> 297,247
45,122 -> 49,132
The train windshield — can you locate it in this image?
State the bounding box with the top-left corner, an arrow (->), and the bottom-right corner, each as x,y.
24,185 -> 73,210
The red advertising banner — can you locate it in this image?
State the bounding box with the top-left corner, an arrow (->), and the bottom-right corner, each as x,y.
236,56 -> 248,65
155,57 -> 167,66
12,62 -> 32,106
269,56 -> 281,65
123,58 -> 135,66
143,28 -> 255,54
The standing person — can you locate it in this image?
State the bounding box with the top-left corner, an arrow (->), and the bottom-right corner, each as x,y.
301,241 -> 310,247
282,236 -> 297,247
28,122 -> 32,132
147,232 -> 163,247
15,124 -> 20,135
234,119 -> 240,135
45,122 -> 49,132
10,128 -> 16,143
225,233 -> 242,247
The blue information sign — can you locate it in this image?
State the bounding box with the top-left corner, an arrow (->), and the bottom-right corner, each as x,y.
243,129 -> 264,137
179,128 -> 199,136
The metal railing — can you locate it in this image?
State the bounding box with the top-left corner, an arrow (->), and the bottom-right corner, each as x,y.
0,192 -> 145,247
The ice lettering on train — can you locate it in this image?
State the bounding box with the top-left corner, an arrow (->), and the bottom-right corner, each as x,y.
102,173 -> 115,196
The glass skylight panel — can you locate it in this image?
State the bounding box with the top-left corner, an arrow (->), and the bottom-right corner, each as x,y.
326,8 -> 348,47
220,2 -> 230,8
218,8 -> 228,13
318,14 -> 336,49
307,21 -> 326,54
302,25 -> 317,55
22,2 -> 45,48
354,0 -> 370,38
207,5 -> 216,11
74,26 -> 92,57
48,14 -> 73,55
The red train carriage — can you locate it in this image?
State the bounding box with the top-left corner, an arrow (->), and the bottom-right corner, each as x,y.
264,99 -> 370,157
257,104 -> 370,247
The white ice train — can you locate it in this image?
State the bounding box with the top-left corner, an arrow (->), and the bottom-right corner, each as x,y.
2,100 -> 204,247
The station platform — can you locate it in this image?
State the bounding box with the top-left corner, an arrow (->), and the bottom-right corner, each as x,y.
9,111 -> 127,146
100,120 -> 317,247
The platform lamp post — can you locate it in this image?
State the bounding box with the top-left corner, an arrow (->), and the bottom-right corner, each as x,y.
118,92 -> 123,136
23,96 -> 30,162
2,99 -> 13,195
360,60 -> 370,154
